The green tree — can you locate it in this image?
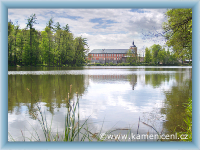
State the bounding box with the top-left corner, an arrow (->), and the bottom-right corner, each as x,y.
61,26 -> 75,66
157,50 -> 166,64
26,14 -> 37,65
163,9 -> 192,64
150,44 -> 163,64
8,17 -> 88,67
73,37 -> 87,66
126,49 -> 136,64
144,47 -> 152,63
8,21 -> 14,65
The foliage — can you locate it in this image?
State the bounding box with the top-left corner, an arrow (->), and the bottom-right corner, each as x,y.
126,49 -> 137,64
163,9 -> 192,64
8,15 -> 88,67
144,47 -> 152,63
149,44 -> 163,64
143,44 -> 181,66
177,98 -> 192,141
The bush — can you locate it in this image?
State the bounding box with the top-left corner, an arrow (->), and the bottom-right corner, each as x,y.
109,62 -> 115,66
94,63 -> 102,66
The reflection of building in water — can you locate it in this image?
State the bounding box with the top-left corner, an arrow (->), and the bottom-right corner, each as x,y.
89,75 -> 126,81
88,75 -> 137,90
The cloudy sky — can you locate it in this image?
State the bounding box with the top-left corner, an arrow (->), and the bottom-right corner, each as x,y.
8,9 -> 168,55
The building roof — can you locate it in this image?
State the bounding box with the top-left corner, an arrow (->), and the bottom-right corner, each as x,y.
89,49 -> 129,54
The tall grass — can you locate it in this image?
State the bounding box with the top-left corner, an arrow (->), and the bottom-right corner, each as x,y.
177,98 -> 192,141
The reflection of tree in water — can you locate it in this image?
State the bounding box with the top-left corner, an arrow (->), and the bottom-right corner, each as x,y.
160,79 -> 192,136
8,75 -> 88,115
144,68 -> 191,88
127,75 -> 137,90
142,68 -> 192,140
145,73 -> 170,88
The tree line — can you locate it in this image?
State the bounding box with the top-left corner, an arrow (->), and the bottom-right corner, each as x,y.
8,14 -> 88,67
144,44 -> 179,65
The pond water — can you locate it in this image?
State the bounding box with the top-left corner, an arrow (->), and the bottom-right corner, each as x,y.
8,66 -> 192,141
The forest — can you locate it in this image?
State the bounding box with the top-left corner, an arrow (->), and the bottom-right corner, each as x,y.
8,14 -> 88,67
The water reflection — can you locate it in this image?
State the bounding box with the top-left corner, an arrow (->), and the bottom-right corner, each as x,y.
8,67 -> 192,141
161,79 -> 192,137
8,75 -> 88,114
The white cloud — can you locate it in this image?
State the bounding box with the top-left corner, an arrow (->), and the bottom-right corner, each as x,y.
8,8 -> 168,53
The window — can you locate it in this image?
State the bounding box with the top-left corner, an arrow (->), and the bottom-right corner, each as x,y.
114,58 -> 116,60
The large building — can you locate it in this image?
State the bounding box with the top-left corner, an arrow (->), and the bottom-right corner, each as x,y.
88,41 -> 137,64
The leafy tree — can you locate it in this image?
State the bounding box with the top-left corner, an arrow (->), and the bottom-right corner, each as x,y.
73,37 -> 87,66
150,44 -> 163,64
26,14 -> 37,65
8,21 -> 14,65
144,47 -> 152,63
163,9 -> 192,64
126,49 -> 137,64
157,50 -> 166,64
8,17 -> 88,67
63,24 -> 70,32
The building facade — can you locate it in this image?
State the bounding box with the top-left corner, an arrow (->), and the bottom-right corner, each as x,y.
88,41 -> 137,64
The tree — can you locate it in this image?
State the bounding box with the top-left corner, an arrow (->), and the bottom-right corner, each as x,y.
126,49 -> 136,64
63,24 -> 70,32
150,44 -> 163,64
163,9 -> 192,64
26,14 -> 37,65
144,47 -> 152,63
8,21 -> 14,65
8,17 -> 88,67
73,37 -> 87,66
157,50 -> 166,64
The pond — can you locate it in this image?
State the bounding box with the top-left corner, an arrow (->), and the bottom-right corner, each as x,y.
8,66 -> 192,141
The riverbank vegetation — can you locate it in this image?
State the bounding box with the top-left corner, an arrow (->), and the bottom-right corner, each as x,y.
177,98 -> 192,141
8,14 -> 88,67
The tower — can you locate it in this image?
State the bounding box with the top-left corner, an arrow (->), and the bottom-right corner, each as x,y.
129,40 -> 137,56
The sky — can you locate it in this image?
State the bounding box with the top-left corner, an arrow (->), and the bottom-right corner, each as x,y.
8,9 -> 168,55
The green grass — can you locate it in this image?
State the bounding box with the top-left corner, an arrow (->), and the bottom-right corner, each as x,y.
177,98 -> 192,141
